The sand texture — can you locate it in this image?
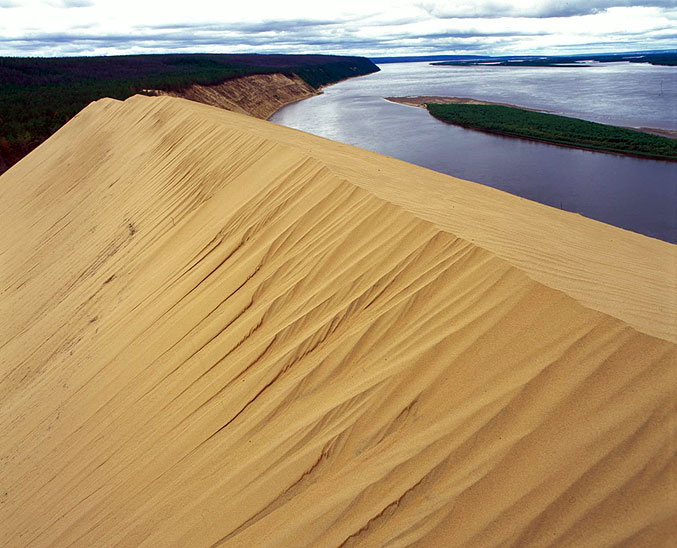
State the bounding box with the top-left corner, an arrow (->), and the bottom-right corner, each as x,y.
153,72 -> 318,119
0,95 -> 675,547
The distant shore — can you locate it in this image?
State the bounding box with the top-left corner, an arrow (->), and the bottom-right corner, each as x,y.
385,96 -> 677,141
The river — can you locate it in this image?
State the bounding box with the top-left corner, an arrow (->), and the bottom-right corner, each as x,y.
271,61 -> 677,243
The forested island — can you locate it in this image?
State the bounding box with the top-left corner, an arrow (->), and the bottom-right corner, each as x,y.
387,97 -> 677,160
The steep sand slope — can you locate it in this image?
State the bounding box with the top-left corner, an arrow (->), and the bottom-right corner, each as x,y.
0,95 -> 674,547
153,73 -> 318,119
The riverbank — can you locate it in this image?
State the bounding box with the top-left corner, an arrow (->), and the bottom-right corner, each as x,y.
149,73 -> 319,120
153,64 -> 381,121
387,96 -> 677,161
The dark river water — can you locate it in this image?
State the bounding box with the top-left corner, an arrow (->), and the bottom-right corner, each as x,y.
271,62 -> 677,243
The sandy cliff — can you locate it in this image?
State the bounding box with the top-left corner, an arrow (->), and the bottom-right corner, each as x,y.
0,95 -> 674,547
154,73 -> 319,119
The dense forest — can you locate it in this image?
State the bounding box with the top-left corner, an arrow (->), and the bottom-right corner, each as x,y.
426,103 -> 677,160
0,54 -> 379,172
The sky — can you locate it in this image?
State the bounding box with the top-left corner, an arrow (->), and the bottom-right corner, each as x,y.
1,0 -> 675,57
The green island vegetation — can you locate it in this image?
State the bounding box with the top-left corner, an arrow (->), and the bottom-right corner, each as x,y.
0,53 -> 378,172
426,103 -> 677,160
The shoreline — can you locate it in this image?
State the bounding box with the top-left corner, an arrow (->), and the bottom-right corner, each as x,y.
385,96 -> 677,141
155,70 -> 379,122
266,69 -> 380,119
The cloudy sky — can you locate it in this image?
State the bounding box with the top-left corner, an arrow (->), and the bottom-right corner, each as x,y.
1,0 -> 675,57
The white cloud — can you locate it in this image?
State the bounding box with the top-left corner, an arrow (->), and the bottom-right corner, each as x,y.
419,0 -> 676,18
0,1 -> 674,56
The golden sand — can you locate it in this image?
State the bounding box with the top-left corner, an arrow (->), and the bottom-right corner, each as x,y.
0,95 -> 674,547
154,73 -> 318,120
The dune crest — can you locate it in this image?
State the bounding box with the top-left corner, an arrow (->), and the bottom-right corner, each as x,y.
0,95 -> 674,547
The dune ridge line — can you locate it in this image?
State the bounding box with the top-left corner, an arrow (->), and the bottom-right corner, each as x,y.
0,94 -> 674,547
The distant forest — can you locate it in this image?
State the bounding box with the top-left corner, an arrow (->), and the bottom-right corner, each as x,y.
0,54 -> 379,172
431,51 -> 677,67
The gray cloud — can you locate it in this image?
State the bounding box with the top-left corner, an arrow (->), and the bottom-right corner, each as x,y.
3,21 -> 670,57
420,0 -> 675,19
0,25 -> 531,56
160,18 -> 350,30
145,19 -> 352,36
46,0 -> 94,7
418,29 -> 551,39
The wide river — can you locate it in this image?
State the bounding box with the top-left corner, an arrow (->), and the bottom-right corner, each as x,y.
271,62 -> 677,243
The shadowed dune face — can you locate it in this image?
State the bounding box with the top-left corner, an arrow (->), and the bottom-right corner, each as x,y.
0,96 -> 674,547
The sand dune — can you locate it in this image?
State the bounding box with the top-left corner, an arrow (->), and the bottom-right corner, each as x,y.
0,95 -> 674,547
152,73 -> 319,119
